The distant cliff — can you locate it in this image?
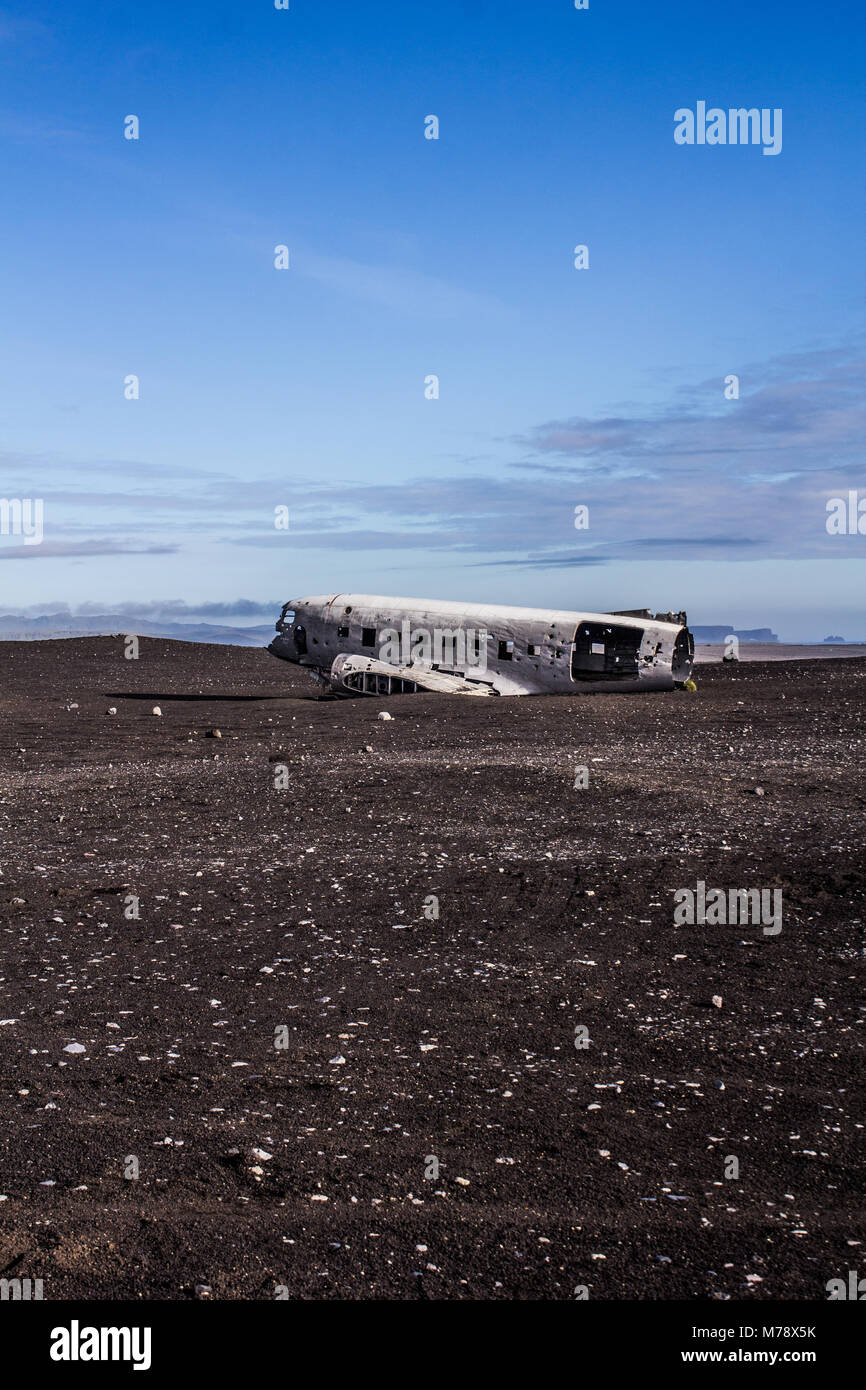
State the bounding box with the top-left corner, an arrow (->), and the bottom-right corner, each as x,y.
692,625 -> 779,643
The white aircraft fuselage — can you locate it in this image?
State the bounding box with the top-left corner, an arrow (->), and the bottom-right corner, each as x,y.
268,593 -> 695,697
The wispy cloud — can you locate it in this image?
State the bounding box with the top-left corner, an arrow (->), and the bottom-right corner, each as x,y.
0,540 -> 177,561
0,9 -> 49,45
300,249 -> 509,322
0,598 -> 276,620
520,357 -> 866,476
2,341 -> 863,567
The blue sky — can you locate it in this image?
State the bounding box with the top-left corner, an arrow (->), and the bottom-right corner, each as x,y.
0,0 -> 864,639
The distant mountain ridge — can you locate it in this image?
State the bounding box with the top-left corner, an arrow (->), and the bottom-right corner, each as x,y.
0,614 -> 274,646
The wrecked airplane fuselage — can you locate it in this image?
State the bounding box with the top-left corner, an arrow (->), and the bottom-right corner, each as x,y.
268,594 -> 695,697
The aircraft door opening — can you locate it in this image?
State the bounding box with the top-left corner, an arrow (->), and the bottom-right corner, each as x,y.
571,622 -> 642,681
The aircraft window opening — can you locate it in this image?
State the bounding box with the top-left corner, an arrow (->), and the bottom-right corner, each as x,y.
344,606 -> 353,614
498,639 -> 514,661
362,627 -> 376,647
293,624 -> 307,655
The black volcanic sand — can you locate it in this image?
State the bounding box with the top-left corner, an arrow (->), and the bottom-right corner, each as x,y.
0,637 -> 863,1301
